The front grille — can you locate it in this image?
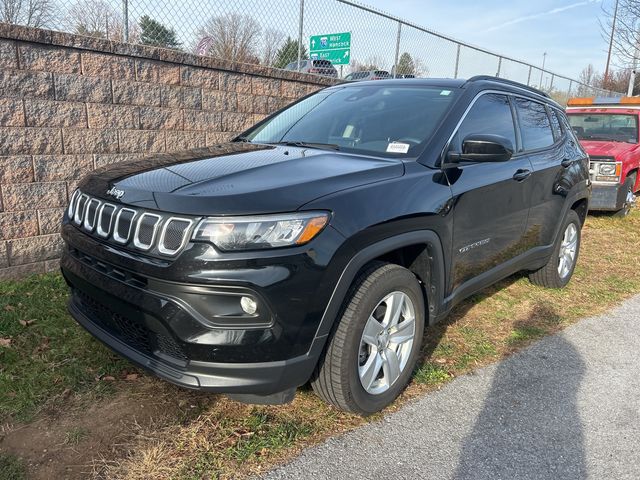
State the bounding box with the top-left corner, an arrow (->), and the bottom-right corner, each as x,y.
159,218 -> 192,255
75,289 -> 187,364
589,156 -> 617,183
68,191 -> 195,257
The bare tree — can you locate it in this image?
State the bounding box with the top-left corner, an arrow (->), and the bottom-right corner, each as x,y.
63,0 -> 138,42
601,0 -> 640,68
261,28 -> 285,67
1,0 -> 54,27
195,13 -> 261,64
576,64 -> 599,96
351,57 -> 385,72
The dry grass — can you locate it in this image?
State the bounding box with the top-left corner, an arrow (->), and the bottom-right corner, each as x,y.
101,202 -> 640,480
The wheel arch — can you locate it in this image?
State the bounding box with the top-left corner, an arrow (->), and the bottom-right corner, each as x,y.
312,230 -> 446,347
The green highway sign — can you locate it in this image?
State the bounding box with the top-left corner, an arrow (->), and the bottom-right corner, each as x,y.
309,32 -> 351,65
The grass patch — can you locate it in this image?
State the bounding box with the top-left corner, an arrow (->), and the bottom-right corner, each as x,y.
414,362 -> 451,385
507,325 -> 547,345
2,201 -> 640,479
0,273 -> 129,422
0,453 -> 26,480
63,426 -> 89,446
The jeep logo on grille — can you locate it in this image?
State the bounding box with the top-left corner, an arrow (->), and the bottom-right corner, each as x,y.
106,186 -> 125,200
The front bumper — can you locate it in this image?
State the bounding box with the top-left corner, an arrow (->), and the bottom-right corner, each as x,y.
589,183 -> 627,211
61,221 -> 348,396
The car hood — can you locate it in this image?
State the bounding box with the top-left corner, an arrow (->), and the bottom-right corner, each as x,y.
580,140 -> 638,159
79,143 -> 405,215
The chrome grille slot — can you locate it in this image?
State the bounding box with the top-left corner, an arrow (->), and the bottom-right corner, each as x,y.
97,203 -> 116,238
74,194 -> 89,225
68,190 -> 80,218
159,218 -> 192,256
83,198 -> 101,232
113,208 -> 137,244
134,213 -> 162,251
67,191 -> 195,257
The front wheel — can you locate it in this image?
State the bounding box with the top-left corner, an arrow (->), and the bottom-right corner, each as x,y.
311,262 -> 425,415
614,175 -> 637,218
528,209 -> 582,289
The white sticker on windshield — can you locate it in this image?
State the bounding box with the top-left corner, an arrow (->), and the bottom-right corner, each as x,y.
440,90 -> 451,96
386,142 -> 410,154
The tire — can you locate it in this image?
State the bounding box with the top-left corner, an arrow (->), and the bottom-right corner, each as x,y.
311,262 -> 426,415
614,174 -> 637,218
528,209 -> 582,289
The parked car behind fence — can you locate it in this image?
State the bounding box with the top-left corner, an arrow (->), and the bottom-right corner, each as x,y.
284,59 -> 338,78
345,70 -> 392,81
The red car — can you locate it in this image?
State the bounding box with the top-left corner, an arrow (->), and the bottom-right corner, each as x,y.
567,97 -> 640,216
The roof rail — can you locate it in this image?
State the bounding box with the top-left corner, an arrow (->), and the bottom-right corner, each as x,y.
465,75 -> 550,98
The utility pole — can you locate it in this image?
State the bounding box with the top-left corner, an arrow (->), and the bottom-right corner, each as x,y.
539,52 -> 547,88
122,0 -> 129,42
605,0 -> 619,87
628,42 -> 639,96
297,0 -> 305,72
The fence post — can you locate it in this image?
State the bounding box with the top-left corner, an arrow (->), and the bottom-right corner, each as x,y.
297,0 -> 305,72
122,0 -> 129,42
549,74 -> 554,91
393,21 -> 402,78
568,80 -> 573,97
454,44 -> 461,79
496,56 -> 502,77
527,65 -> 532,86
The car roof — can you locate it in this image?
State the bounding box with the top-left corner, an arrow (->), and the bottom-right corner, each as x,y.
330,77 -> 559,108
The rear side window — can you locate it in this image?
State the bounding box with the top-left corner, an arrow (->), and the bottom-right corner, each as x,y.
451,93 -> 516,151
549,109 -> 563,141
313,60 -> 332,67
515,99 -> 555,150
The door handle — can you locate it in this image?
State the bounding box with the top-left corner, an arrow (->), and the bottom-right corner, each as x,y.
561,158 -> 573,168
513,169 -> 532,182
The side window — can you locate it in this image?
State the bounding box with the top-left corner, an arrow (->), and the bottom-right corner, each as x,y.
515,98 -> 555,150
549,108 -> 563,141
451,93 -> 516,152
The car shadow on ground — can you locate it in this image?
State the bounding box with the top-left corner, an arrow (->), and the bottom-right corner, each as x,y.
454,305 -> 587,480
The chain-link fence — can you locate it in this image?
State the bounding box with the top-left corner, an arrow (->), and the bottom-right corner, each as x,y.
1,0 -> 623,101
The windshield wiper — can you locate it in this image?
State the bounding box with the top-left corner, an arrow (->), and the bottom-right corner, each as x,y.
585,135 -> 622,143
272,141 -> 340,151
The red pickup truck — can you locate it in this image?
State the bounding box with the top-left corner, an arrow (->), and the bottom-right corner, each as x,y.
566,97 -> 640,216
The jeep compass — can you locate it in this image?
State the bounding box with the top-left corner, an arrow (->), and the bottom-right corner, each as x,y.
61,76 -> 590,414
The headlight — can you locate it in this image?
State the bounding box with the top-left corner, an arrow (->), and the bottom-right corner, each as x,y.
599,164 -> 618,176
193,212 -> 330,251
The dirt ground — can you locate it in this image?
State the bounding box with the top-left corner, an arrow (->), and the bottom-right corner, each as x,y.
1,379 -> 212,479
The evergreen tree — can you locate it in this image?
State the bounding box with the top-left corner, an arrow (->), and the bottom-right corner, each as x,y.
273,37 -> 307,69
396,52 -> 415,76
139,15 -> 180,49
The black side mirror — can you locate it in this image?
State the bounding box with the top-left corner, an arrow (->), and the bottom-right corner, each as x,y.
445,134 -> 514,165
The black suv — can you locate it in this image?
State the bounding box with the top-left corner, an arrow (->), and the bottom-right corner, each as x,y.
61,76 -> 590,414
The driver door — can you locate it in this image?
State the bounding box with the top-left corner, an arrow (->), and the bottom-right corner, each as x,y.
446,93 -> 533,293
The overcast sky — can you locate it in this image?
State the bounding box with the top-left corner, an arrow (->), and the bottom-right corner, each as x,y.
365,0 -> 613,79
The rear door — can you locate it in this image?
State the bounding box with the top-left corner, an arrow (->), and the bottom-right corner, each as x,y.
516,99 -> 572,247
447,93 -> 534,292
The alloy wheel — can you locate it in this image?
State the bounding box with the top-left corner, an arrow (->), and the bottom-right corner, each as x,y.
358,291 -> 416,395
558,223 -> 578,279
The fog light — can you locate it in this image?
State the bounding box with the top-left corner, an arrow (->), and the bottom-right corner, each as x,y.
240,296 -> 258,315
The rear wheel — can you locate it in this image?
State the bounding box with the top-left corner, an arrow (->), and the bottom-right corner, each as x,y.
614,174 -> 637,217
311,262 -> 425,415
529,209 -> 581,289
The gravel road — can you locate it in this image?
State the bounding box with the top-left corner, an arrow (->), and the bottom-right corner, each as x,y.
262,294 -> 640,480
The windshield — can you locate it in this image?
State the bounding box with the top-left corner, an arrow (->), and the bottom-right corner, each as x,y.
568,113 -> 638,144
242,85 -> 458,158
